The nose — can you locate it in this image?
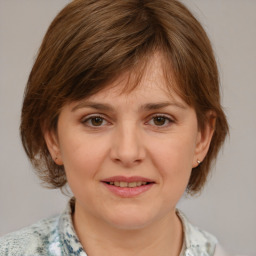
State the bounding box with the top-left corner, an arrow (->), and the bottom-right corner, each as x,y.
110,123 -> 146,167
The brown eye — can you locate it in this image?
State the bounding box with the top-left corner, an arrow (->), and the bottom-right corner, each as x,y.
90,117 -> 104,126
82,116 -> 107,127
153,116 -> 168,126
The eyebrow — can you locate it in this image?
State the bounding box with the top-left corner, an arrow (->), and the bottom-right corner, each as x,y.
71,101 -> 187,112
140,102 -> 187,111
72,102 -> 114,112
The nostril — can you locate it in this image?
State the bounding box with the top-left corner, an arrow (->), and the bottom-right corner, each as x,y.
112,157 -> 143,167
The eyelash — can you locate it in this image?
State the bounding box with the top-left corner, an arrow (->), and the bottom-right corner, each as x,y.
81,114 -> 109,127
146,114 -> 174,127
81,114 -> 174,128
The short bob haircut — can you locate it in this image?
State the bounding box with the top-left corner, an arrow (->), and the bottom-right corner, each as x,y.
20,0 -> 228,194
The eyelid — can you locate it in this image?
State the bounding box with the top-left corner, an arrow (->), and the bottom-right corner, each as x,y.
81,113 -> 104,121
81,113 -> 111,127
145,113 -> 175,127
148,113 -> 175,121
153,113 -> 174,119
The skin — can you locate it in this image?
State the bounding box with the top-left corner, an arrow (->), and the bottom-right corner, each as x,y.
45,53 -> 215,256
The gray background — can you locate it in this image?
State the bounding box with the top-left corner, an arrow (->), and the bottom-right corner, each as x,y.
0,0 -> 255,254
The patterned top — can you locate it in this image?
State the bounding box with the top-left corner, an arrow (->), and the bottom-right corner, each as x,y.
0,199 -> 218,256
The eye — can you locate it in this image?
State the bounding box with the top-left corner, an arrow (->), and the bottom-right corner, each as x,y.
82,115 -> 108,127
147,115 -> 173,127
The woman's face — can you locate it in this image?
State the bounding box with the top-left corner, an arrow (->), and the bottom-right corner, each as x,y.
46,54 -> 213,230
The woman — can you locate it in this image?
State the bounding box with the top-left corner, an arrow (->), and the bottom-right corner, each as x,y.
0,0 -> 229,255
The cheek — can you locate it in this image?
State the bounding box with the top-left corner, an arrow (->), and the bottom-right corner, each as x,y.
149,133 -> 196,169
58,132 -> 109,185
147,134 -> 196,194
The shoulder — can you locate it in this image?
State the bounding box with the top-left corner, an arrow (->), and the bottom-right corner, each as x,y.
0,215 -> 61,256
177,210 -> 226,256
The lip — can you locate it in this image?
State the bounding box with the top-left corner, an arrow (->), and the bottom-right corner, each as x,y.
101,176 -> 155,198
101,176 -> 155,183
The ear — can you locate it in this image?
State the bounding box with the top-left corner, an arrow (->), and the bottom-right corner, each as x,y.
193,111 -> 216,168
44,129 -> 63,165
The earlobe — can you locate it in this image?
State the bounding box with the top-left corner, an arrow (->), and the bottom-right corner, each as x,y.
44,130 -> 63,165
193,112 -> 216,167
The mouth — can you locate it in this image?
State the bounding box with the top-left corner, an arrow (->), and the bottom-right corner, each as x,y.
101,176 -> 155,197
104,181 -> 152,188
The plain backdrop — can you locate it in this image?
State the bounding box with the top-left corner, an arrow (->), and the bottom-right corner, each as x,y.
0,0 -> 255,254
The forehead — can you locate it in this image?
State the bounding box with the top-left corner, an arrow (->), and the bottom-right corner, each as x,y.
70,52 -> 187,109
93,52 -> 179,99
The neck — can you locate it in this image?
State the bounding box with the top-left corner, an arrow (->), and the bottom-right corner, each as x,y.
73,203 -> 183,256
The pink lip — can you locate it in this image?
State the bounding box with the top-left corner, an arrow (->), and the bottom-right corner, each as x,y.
101,176 -> 154,183
101,176 -> 155,198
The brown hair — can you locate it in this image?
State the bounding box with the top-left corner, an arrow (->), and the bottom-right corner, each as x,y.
20,0 -> 228,193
